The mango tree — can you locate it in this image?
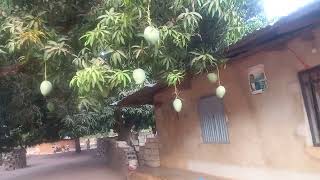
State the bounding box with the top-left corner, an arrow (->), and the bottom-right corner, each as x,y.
0,0 -> 267,150
71,0 -> 267,111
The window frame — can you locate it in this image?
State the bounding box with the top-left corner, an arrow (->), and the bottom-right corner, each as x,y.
299,65 -> 320,147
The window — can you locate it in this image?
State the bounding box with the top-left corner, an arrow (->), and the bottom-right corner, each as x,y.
299,66 -> 320,146
248,64 -> 268,94
198,96 -> 229,144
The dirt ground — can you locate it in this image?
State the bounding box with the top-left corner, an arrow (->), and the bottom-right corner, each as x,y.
0,150 -> 126,180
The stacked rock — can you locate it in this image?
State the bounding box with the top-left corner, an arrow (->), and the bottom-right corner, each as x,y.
3,149 -> 27,171
114,141 -> 138,170
96,137 -> 110,158
139,138 -> 160,168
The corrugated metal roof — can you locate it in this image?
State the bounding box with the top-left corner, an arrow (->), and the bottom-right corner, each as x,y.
226,1 -> 320,59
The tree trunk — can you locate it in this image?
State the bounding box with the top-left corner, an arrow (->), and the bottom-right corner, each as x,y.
75,138 -> 81,153
0,153 -> 2,166
114,108 -> 135,143
117,125 -> 133,142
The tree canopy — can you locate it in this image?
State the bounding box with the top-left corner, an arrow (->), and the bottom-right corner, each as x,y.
70,0 -> 267,104
0,0 -> 267,151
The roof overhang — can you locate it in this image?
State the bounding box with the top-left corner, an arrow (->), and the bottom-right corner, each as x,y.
226,2 -> 320,59
117,83 -> 167,107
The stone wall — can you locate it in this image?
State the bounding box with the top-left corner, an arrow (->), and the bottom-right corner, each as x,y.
3,149 -> 27,171
131,131 -> 155,152
109,141 -> 138,170
96,137 -> 110,160
96,137 -> 138,170
138,137 -> 160,168
138,131 -> 155,146
96,136 -> 159,170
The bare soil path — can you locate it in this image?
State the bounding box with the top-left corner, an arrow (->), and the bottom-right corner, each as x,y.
0,150 -> 126,180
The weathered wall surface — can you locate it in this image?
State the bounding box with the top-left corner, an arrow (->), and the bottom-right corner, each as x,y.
154,26 -> 320,179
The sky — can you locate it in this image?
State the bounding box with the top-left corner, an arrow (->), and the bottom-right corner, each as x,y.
263,0 -> 315,20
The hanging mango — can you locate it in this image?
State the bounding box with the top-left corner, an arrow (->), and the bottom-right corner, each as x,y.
173,98 -> 182,112
40,61 -> 53,96
133,68 -> 146,85
40,81 -> 53,96
46,101 -> 55,112
216,85 -> 226,98
143,0 -> 160,45
207,72 -> 218,83
144,26 -> 160,45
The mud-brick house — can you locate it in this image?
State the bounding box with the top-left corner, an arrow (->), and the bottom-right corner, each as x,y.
120,3 -> 320,180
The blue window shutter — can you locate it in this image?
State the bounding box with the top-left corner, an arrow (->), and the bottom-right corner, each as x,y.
198,96 -> 229,144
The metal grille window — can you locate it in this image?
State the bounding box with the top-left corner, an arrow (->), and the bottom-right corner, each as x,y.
198,96 -> 229,144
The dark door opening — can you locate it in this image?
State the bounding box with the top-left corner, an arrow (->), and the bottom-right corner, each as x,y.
299,66 -> 320,146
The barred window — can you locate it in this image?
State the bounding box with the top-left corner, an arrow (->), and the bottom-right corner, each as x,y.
198,96 -> 229,144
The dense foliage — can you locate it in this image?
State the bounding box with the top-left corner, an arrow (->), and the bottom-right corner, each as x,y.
0,74 -> 63,152
71,0 -> 267,101
0,0 -> 267,150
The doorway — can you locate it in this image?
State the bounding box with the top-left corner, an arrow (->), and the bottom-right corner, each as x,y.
299,66 -> 320,146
